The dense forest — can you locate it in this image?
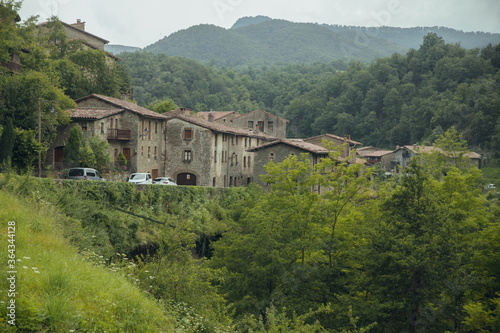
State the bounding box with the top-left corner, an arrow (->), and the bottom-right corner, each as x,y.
137,16 -> 500,67
121,34 -> 500,150
1,130 -> 500,332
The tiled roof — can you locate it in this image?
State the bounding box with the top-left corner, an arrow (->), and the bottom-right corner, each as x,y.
38,21 -> 109,44
247,139 -> 329,154
70,107 -> 124,119
398,145 -> 481,159
305,133 -> 362,146
173,114 -> 278,140
195,111 -> 239,121
230,109 -> 290,123
75,94 -> 168,119
357,149 -> 393,157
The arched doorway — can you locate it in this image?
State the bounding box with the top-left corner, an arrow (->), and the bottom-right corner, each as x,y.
177,173 -> 197,186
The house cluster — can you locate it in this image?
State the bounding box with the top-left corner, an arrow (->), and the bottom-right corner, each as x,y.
40,19 -> 481,186
49,93 -> 362,186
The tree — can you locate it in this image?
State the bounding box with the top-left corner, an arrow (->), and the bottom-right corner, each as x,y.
147,99 -> 179,113
0,117 -> 15,165
79,141 -> 96,168
89,136 -> 111,172
64,126 -> 83,167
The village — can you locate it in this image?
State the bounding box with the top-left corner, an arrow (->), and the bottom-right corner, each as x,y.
33,19 -> 481,187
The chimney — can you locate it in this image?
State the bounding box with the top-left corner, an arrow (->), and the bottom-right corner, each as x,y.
208,113 -> 214,122
73,19 -> 85,31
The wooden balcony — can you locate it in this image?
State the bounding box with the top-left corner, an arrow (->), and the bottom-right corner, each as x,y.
107,128 -> 131,141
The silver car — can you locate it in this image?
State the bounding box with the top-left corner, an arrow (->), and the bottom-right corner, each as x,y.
128,173 -> 153,184
153,177 -> 177,185
67,167 -> 105,181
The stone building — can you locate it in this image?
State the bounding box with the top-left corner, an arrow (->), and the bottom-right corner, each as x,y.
246,139 -> 330,187
229,109 -> 289,139
50,94 -> 168,178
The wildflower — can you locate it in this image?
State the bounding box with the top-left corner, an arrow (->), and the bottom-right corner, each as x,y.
23,266 -> 28,269
23,257 -> 31,259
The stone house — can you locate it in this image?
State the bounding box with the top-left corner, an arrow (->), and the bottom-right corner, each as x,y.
194,111 -> 240,124
162,112 -> 278,186
304,134 -> 362,161
228,109 -> 290,139
246,139 -> 330,187
37,19 -> 120,65
50,94 -> 169,179
356,146 -> 395,170
392,145 -> 482,172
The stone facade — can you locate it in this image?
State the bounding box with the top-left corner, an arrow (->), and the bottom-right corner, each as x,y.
229,110 -> 289,139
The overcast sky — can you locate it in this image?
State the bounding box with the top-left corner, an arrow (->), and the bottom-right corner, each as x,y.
18,0 -> 500,48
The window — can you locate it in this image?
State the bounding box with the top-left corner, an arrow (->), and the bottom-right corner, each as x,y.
183,150 -> 192,161
245,138 -> 248,147
231,136 -> 234,145
184,128 -> 193,140
268,121 -> 274,131
154,146 -> 157,159
141,146 -> 144,156
214,150 -> 217,163
248,121 -> 254,129
155,122 -> 158,134
148,121 -> 151,140
141,120 -> 145,140
248,156 -> 251,167
249,138 -> 252,147
244,156 -> 246,167
257,121 -> 264,131
148,146 -> 151,158
215,133 -> 218,146
100,122 -> 104,133
213,177 -> 216,187
82,122 -> 87,131
270,152 -> 274,160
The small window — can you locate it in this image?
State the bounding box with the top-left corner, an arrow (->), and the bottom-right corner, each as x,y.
214,150 -> 217,163
141,146 -> 144,156
248,156 -> 251,167
155,122 -> 158,134
154,146 -> 157,158
87,171 -> 95,177
257,121 -> 264,131
244,156 -> 246,167
148,121 -> 151,139
183,150 -> 192,161
245,138 -> 248,147
148,146 -> 151,158
248,121 -> 254,129
184,129 -> 193,140
268,121 -> 273,131
100,122 -> 104,133
82,122 -> 87,131
270,152 -> 274,160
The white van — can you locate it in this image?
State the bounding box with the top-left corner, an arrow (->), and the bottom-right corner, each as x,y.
128,173 -> 153,184
67,168 -> 105,181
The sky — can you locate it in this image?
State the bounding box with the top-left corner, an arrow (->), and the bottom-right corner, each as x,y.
18,0 -> 500,48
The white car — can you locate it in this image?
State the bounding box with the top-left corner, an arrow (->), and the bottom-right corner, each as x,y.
128,173 -> 153,184
153,177 -> 177,185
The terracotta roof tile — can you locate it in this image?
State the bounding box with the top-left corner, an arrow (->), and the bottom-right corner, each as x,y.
70,107 -> 124,119
75,94 -> 168,119
247,139 -> 329,154
305,133 -> 362,146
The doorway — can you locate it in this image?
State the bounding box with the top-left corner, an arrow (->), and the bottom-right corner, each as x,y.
177,173 -> 197,186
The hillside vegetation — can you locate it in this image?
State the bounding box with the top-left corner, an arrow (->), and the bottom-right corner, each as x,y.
121,34 -> 500,152
1,132 -> 500,332
137,16 -> 500,67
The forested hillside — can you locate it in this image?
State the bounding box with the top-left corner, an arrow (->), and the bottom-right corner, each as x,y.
136,16 -> 500,67
143,19 -> 406,66
120,33 -> 500,151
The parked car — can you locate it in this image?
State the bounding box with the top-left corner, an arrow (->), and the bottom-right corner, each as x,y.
153,177 -> 177,186
485,183 -> 496,190
128,173 -> 153,184
67,167 -> 105,181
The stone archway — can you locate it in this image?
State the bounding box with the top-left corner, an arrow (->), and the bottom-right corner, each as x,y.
177,173 -> 197,186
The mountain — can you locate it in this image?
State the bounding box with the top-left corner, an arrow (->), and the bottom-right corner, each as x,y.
138,17 -> 500,67
105,44 -> 141,55
322,25 -> 500,50
143,19 -> 406,66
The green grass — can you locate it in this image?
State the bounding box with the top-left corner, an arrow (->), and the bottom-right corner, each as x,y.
0,190 -> 174,332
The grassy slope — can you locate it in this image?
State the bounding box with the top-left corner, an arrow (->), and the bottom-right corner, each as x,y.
0,190 -> 173,332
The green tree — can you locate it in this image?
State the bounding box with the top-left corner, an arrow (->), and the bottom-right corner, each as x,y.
0,117 -> 15,164
64,126 -> 83,167
89,136 -> 111,171
147,99 -> 179,113
79,141 -> 96,168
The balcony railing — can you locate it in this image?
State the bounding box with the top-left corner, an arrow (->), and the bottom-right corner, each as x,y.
107,128 -> 131,141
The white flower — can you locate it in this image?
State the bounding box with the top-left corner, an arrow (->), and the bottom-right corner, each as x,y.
23,266 -> 28,269
23,257 -> 31,259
